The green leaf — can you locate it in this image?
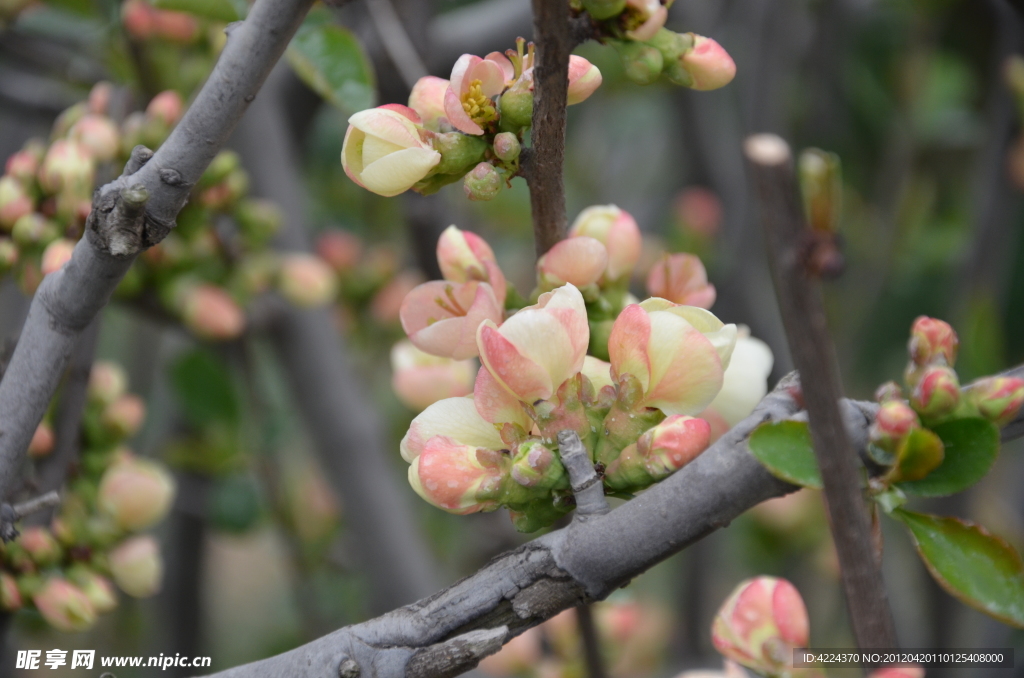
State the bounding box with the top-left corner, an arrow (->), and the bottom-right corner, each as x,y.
894,510 -> 1024,628
151,0 -> 240,21
286,21 -> 375,115
890,427 -> 944,482
169,349 -> 240,427
748,421 -> 822,489
898,417 -> 999,496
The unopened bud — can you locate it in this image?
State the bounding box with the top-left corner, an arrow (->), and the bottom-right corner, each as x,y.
28,421 -> 55,458
582,0 -> 626,19
645,253 -> 716,308
68,115 -> 120,162
316,230 -> 363,273
41,238 -> 75,276
98,457 -> 175,531
278,254 -> 338,308
668,34 -> 736,91
12,213 -> 59,248
567,56 -> 602,105
537,236 -> 608,291
463,162 -> 503,201
33,578 -> 97,631
712,576 -> 809,676
88,81 -> 112,115
874,380 -> 903,403
869,400 -> 919,452
432,132 -> 489,176
910,365 -> 960,418
606,415 -> 711,491
0,573 -> 21,611
799,148 -> 842,234
616,41 -> 664,85
492,132 -> 521,163
0,176 -> 33,229
108,535 -> 163,598
569,205 -> 642,282
498,89 -> 534,132
51,102 -> 86,139
234,198 -> 282,247
146,90 -> 184,127
199,169 -> 248,210
908,316 -> 958,367
181,284 -> 246,341
101,394 -> 146,439
390,340 -> 475,411
89,360 -> 128,406
0,238 -> 17,275
73,571 -> 118,614
20,527 -> 62,567
968,376 -> 1024,427
408,438 -> 509,514
37,139 -> 95,195
4,148 -> 41,183
510,440 -> 566,490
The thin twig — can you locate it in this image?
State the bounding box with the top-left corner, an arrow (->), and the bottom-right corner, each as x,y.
0,0 -> 316,504
0,491 -> 61,541
575,604 -> 608,678
527,0 -> 572,256
365,0 -> 429,91
558,430 -> 608,518
745,133 -> 898,649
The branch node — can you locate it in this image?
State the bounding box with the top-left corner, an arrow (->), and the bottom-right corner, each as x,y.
158,168 -> 188,187
338,656 -> 360,678
405,627 -> 508,678
122,145 -> 154,177
558,430 -> 608,518
0,491 -> 61,542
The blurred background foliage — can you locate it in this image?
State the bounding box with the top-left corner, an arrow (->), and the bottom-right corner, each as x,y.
1,0 -> 1024,676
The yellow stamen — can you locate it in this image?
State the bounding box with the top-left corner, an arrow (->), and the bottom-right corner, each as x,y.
461,79 -> 498,127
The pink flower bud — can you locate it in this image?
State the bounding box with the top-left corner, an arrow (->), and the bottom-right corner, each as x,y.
89,360 -> 128,406
38,139 -> 95,195
444,53 -> 512,135
101,394 -> 146,439
0,237 -> 18,275
342,105 -> 442,197
98,457 -> 175,531
567,55 -> 602,105
408,436 -> 508,514
606,415 -> 711,490
5,149 -> 40,183
624,0 -> 668,41
510,440 -> 565,489
11,212 -> 58,248
182,284 -> 246,341
968,376 -> 1024,427
390,340 -> 476,411
479,627 -> 542,676
569,205 -> 642,281
875,380 -> 903,403
74,571 -> 118,614
278,254 -> 338,308
464,162 -> 503,201
676,35 -> 736,91
870,400 -> 919,451
910,366 -> 960,418
316,230 -> 363,273
0,573 -> 21,611
492,132 -> 521,162
609,300 -> 736,416
108,535 -> 163,598
477,284 -> 589,403
372,270 -> 424,324
146,90 -> 184,127
121,0 -> 156,38
674,187 -> 722,238
400,280 -> 503,359
28,421 -> 54,458
646,253 -> 716,308
408,75 -> 451,131
20,527 -> 62,567
68,115 -> 120,162
41,238 -> 75,276
0,176 -> 33,229
536,236 -> 608,291
88,81 -> 112,115
436,225 -> 507,304
400,395 -> 507,463
711,577 -> 809,675
152,7 -> 198,43
908,316 -> 958,367
33,578 -> 97,632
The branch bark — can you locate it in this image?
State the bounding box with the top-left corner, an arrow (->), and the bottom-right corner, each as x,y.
526,0 -> 572,256
745,133 -> 898,649
0,0 -> 316,503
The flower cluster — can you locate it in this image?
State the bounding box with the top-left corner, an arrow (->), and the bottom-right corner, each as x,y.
393,209 -> 773,531
867,316 -> 1024,481
1,361 -> 174,632
342,39 -> 601,199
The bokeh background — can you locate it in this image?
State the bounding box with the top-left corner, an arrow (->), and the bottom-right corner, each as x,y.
1,0 -> 1023,676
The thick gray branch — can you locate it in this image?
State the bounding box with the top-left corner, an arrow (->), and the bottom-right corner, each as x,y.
0,0 -> 315,503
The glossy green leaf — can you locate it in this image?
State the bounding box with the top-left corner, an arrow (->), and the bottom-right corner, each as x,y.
895,510 -> 1024,628
151,0 -> 239,21
898,417 -> 999,496
169,349 -> 240,427
286,21 -> 375,115
748,421 -> 822,489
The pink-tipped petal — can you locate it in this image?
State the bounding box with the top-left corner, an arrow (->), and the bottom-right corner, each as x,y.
474,366 -> 533,429
444,86 -> 485,135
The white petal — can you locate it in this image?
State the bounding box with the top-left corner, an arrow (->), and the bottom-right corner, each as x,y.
360,147 -> 441,197
400,396 -> 503,462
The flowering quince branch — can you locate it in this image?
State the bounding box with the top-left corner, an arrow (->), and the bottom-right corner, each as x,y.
745,133 -> 898,648
0,491 -> 62,542
0,0 -> 316,505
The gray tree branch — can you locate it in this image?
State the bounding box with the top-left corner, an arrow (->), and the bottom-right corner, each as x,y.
0,0 -> 317,503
